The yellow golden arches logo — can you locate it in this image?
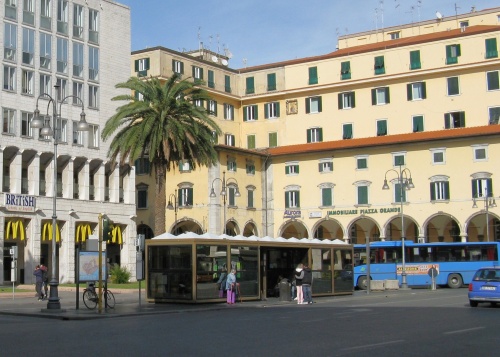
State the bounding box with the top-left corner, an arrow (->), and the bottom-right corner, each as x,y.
5,219 -> 25,240
76,223 -> 91,243
42,222 -> 61,242
111,225 -> 122,244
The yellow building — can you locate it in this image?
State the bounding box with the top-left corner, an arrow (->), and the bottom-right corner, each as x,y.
132,7 -> 500,246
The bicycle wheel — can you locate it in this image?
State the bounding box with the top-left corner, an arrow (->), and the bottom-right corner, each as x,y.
105,290 -> 115,309
83,290 -> 98,310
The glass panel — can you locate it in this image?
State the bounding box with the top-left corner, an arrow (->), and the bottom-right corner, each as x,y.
230,246 -> 259,297
196,245 -> 228,300
311,248 -> 332,294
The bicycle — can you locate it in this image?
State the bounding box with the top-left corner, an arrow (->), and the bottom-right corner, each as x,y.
83,282 -> 115,310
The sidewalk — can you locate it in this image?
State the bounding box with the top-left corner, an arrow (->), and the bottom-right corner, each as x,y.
0,286 -> 424,321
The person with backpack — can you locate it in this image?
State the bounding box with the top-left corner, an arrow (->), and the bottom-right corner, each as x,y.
302,264 -> 313,304
33,265 -> 43,301
40,264 -> 49,300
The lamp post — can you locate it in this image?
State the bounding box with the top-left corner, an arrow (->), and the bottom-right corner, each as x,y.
382,166 -> 415,289
210,171 -> 240,235
31,84 -> 89,310
167,193 -> 178,223
472,189 -> 496,242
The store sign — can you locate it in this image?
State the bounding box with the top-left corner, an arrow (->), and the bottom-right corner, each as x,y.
284,210 -> 301,219
327,207 -> 400,216
4,194 -> 36,213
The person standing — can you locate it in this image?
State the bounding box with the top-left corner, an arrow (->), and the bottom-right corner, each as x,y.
294,264 -> 304,304
40,264 -> 49,299
302,264 -> 313,304
216,265 -> 227,298
33,265 -> 43,301
225,269 -> 237,304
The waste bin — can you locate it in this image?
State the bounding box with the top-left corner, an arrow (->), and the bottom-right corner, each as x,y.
279,280 -> 292,301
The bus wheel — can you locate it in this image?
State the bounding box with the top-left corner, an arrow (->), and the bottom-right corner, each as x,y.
357,276 -> 368,290
447,274 -> 462,288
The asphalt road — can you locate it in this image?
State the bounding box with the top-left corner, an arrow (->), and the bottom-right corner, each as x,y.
1,289 -> 499,357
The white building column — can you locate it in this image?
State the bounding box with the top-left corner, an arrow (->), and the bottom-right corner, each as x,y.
124,166 -> 136,205
11,150 -> 22,193
79,160 -> 90,200
0,147 -> 4,191
63,158 -> 74,199
95,162 -> 105,201
29,153 -> 40,196
110,164 -> 120,203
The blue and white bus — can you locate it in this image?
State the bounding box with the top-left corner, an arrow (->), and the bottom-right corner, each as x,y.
353,241 -> 500,289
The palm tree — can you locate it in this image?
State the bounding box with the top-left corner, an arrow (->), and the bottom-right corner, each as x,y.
102,74 -> 221,236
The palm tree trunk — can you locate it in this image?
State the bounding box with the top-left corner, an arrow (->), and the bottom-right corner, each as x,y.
154,164 -> 167,236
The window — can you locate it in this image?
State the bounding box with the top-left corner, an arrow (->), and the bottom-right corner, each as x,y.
22,27 -> 35,65
307,128 -> 323,143
89,85 -> 99,108
247,188 -> 255,208
447,77 -> 460,96
73,42 -> 84,77
228,186 -> 238,207
356,156 -> 368,170
393,182 -> 407,203
246,161 -> 255,175
56,78 -> 67,102
89,46 -> 99,81
57,37 -> 68,74
318,159 -> 333,173
472,145 -> 488,162
208,100 -> 217,116
3,66 -> 16,91
21,111 -> 34,137
2,108 -> 16,134
393,153 -> 405,166
247,135 -> 256,149
389,31 -> 400,40
489,107 -> 500,125
4,23 -> 17,62
57,0 -> 69,35
371,87 -> 390,105
192,66 -> 203,83
285,190 -> 300,208
40,74 -> 52,95
269,132 -> 277,147
409,50 -> 421,70
444,111 -> 465,129
243,105 -> 258,121
485,38 -> 498,59
55,117 -> 67,142
430,178 -> 450,201
487,71 -> 499,91
21,70 -> 34,95
285,162 -> 299,175
430,148 -> 446,165
40,0 -> 52,30
225,134 -> 235,146
72,120 -> 83,145
89,9 -> 99,43
407,82 -> 426,100
338,92 -> 355,109
135,158 -> 150,175
178,187 -> 193,207
267,73 -> 276,91
357,185 -> 369,205
135,58 -> 150,77
88,124 -> 99,148
227,159 -> 237,172
343,123 -> 353,139
245,77 -> 254,94
377,119 -> 387,136
445,44 -> 461,64
39,32 -> 51,70
137,184 -> 148,209
224,75 -> 231,93
472,177 -> 492,198
308,66 -> 318,85
341,61 -> 351,80
172,59 -> 184,75
264,102 -> 280,119
412,115 -> 424,132
223,103 -> 234,120
305,96 -> 322,114
374,56 -> 385,75
5,0 -> 17,20
208,70 -> 215,88
73,4 -> 84,38
321,186 -> 333,207
459,20 -> 469,29
194,99 -> 204,108
73,82 -> 83,105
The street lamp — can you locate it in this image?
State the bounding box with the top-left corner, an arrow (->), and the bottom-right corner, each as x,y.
31,84 -> 89,310
210,171 -> 240,235
382,166 -> 415,289
167,193 -> 178,223
472,190 -> 496,242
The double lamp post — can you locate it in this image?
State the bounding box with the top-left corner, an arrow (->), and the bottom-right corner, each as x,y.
210,171 -> 240,235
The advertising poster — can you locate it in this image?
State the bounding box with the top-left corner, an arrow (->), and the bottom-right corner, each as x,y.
79,251 -> 107,282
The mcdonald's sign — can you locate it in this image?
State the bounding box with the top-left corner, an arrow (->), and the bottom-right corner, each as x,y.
42,222 -> 61,242
5,219 -> 25,240
76,223 -> 92,243
111,225 -> 122,244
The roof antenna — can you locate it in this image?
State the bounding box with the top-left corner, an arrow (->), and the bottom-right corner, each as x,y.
454,3 -> 460,28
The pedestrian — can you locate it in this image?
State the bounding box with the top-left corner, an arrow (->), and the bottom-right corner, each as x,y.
225,268 -> 237,304
216,265 -> 227,298
294,264 -> 304,304
302,264 -> 313,304
40,264 -> 49,299
33,265 -> 43,301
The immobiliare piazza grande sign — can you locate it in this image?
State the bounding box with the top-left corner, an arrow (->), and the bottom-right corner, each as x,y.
284,206 -> 401,219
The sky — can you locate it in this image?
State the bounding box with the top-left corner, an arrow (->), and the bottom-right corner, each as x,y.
117,0 -> 499,69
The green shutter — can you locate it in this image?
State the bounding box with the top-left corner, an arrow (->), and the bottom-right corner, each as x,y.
371,89 -> 376,105
317,97 -> 322,112
343,124 -> 352,139
264,103 -> 269,119
385,87 -> 390,103
296,191 -> 300,207
448,77 -> 459,95
208,70 -> 215,88
377,120 -> 387,136
421,82 -> 427,99
410,50 -> 421,69
187,188 -> 193,205
199,68 -> 203,80
358,186 -> 368,205
225,75 -> 231,93
444,181 -> 450,200
374,56 -> 385,74
351,92 -> 356,108
338,93 -> 343,109
192,66 -> 196,78
145,58 -> 150,70
243,106 -> 248,121
285,192 -> 290,208
246,77 -> 254,94
305,98 -> 311,113
459,111 -> 465,127
430,183 -> 436,201
247,135 -> 255,149
134,59 -> 139,72
308,67 -> 318,84
486,38 -> 498,59
319,128 -> 323,142
285,166 -> 290,175
413,116 -> 423,132
267,73 -> 276,91
341,61 -> 351,79
254,105 -> 258,120
472,180 -> 478,198
307,129 -> 312,143
322,188 -> 332,206
269,133 -> 277,147
487,178 -> 493,197
487,71 -> 500,90
276,102 -> 280,117
318,163 -> 323,172
444,113 -> 451,128
407,84 -> 412,101
248,190 -> 254,208
296,165 -> 300,174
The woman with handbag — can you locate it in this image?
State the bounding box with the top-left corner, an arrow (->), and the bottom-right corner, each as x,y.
225,269 -> 237,304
